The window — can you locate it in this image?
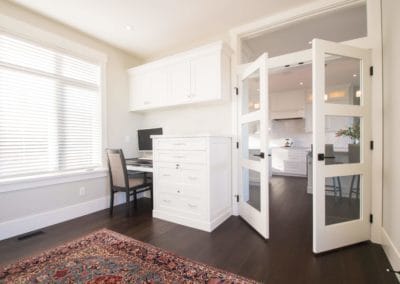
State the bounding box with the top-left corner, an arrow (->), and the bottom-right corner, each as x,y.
0,33 -> 102,180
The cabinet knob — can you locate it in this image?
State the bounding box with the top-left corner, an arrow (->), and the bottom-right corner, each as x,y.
176,164 -> 180,169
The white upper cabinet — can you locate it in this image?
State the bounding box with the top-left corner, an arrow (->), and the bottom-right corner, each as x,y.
190,52 -> 220,102
129,68 -> 167,109
128,41 -> 231,111
168,60 -> 191,104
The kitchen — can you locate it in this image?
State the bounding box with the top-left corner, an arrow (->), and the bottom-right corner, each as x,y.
268,60 -> 361,213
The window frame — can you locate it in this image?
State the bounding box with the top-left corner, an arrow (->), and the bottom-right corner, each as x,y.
0,15 -> 108,191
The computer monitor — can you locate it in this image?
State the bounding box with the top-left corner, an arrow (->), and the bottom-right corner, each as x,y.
137,128 -> 162,151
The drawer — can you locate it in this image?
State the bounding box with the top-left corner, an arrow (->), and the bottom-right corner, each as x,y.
157,192 -> 179,210
181,184 -> 203,197
180,196 -> 205,216
157,166 -> 181,184
182,166 -> 206,185
155,138 -> 206,150
156,150 -> 206,164
158,182 -> 203,198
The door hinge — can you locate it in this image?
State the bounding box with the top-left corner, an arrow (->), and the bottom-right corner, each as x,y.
370,140 -> 374,150
236,142 -> 239,149
235,195 -> 239,202
370,66 -> 374,76
370,214 -> 373,224
234,87 -> 239,95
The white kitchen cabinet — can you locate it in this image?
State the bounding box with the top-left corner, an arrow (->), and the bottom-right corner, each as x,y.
271,147 -> 309,177
128,41 -> 231,111
152,135 -> 232,232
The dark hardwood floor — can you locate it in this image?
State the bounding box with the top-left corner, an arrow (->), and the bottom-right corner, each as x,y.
0,176 -> 397,283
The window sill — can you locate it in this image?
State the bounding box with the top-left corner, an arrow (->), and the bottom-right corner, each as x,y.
0,168 -> 108,193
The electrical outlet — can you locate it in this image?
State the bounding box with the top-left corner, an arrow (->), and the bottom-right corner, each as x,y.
79,187 -> 86,196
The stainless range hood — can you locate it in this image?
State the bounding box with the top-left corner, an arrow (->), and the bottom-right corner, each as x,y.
271,109 -> 305,120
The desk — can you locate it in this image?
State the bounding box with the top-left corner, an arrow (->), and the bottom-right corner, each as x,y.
126,159 -> 153,173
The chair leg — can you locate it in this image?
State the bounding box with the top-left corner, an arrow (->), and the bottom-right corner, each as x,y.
134,191 -> 138,211
349,175 -> 355,201
125,191 -> 131,217
332,177 -> 337,201
337,177 -> 342,199
110,190 -> 114,216
150,185 -> 154,209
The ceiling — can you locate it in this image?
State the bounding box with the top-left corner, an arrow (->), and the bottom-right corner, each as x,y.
11,0 -> 316,60
269,56 -> 360,94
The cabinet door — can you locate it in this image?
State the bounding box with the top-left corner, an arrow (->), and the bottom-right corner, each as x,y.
149,68 -> 168,106
190,53 -> 220,102
129,73 -> 143,109
129,69 -> 167,110
168,60 -> 191,104
141,69 -> 167,108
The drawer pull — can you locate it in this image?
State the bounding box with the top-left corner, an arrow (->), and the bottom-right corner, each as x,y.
187,203 -> 197,208
163,199 -> 172,203
162,174 -> 171,177
177,190 -> 181,193
174,155 -> 185,159
173,143 -> 186,146
176,164 -> 180,169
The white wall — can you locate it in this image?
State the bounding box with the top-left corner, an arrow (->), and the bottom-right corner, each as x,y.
382,0 -> 400,275
0,1 -> 143,238
140,103 -> 232,137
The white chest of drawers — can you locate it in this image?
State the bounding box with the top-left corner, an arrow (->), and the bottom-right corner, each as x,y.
152,136 -> 232,232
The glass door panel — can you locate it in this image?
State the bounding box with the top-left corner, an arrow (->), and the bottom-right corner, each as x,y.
238,53 -> 269,239
313,39 -> 371,253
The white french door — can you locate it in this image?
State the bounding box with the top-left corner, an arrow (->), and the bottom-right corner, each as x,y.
312,39 -> 372,253
238,53 -> 269,239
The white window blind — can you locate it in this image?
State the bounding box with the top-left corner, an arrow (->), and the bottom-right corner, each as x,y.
0,33 -> 102,180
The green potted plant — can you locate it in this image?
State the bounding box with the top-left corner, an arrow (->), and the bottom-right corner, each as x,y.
336,123 -> 360,163
335,123 -> 360,144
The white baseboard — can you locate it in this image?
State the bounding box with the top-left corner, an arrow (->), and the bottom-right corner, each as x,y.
381,228 -> 400,282
153,209 -> 231,233
210,209 -> 232,231
0,193 -> 143,241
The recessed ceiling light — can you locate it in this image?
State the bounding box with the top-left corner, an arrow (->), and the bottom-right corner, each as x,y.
125,25 -> 133,31
308,40 -> 312,45
299,82 -> 304,86
353,74 -> 357,77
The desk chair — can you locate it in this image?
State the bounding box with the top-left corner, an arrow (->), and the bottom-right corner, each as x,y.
106,149 -> 153,217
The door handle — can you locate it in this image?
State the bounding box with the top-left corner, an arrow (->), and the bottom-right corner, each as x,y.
318,153 -> 325,161
253,152 -> 265,159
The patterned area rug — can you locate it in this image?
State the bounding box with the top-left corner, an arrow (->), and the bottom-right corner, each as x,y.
0,228 -> 257,283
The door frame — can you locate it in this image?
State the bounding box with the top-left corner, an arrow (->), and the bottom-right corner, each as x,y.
229,0 -> 383,244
